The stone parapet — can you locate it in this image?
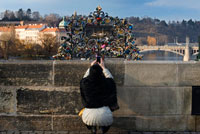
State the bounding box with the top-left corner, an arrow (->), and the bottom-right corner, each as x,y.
1,60 -> 200,87
0,60 -> 200,132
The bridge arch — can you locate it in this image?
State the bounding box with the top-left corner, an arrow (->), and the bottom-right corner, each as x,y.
140,49 -> 184,56
193,52 -> 199,56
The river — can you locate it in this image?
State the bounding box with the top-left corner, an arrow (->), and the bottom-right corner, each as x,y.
140,50 -> 197,61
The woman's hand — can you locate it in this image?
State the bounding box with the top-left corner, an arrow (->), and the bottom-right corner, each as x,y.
98,58 -> 105,69
91,60 -> 97,66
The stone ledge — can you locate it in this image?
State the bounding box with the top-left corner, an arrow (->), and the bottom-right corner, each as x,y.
53,60 -> 124,86
0,115 -> 195,132
0,63 -> 53,86
0,131 -> 200,134
0,87 -> 16,114
16,88 -> 82,115
0,116 -> 52,131
124,63 -> 178,87
115,86 -> 192,116
178,64 -> 200,86
0,86 -> 193,116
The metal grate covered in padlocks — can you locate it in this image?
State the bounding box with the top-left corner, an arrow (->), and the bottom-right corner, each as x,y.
52,6 -> 143,60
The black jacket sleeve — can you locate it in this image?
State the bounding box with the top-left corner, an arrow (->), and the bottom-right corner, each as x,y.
104,78 -> 119,111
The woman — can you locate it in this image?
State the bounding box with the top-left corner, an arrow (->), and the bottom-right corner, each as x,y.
80,58 -> 119,134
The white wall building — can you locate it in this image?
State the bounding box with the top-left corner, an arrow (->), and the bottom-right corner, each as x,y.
0,24 -> 66,45
15,24 -> 47,44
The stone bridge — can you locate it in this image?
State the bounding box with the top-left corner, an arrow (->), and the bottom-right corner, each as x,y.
0,60 -> 200,133
138,45 -> 199,56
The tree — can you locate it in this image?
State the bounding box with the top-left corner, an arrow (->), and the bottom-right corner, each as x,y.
16,8 -> 25,20
2,10 -> 16,21
9,11 -> 16,21
13,39 -> 25,56
2,10 -> 8,21
188,19 -> 194,25
128,17 -> 140,24
188,19 -> 195,28
33,44 -> 43,56
157,35 -> 168,45
44,13 -> 61,26
0,12 -> 3,20
181,20 -> 187,27
147,36 -> 156,46
26,8 -> 32,20
39,33 -> 59,56
24,42 -> 36,57
0,41 -> 9,59
135,37 -> 147,45
159,20 -> 168,27
0,26 -> 15,59
154,19 -> 160,25
32,11 -> 41,21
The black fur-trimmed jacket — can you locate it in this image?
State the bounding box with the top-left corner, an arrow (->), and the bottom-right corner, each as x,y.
80,68 -> 119,111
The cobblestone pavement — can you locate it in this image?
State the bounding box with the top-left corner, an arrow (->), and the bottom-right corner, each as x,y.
1,131 -> 200,134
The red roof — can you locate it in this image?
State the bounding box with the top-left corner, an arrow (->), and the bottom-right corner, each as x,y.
40,28 -> 60,32
28,24 -> 45,29
0,25 -> 59,33
0,27 -> 12,32
15,24 -> 45,29
15,25 -> 28,29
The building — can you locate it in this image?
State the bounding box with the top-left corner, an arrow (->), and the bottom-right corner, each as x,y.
40,27 -> 66,43
15,24 -> 46,44
0,22 -> 66,45
0,27 -> 12,37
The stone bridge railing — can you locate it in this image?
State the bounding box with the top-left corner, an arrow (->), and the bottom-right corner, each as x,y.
0,60 -> 200,133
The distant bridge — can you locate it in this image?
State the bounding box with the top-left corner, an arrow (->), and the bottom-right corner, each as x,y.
138,45 -> 199,56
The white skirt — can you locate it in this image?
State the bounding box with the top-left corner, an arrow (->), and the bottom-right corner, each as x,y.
82,106 -> 113,126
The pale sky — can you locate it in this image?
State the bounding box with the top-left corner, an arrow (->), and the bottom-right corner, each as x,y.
0,0 -> 200,21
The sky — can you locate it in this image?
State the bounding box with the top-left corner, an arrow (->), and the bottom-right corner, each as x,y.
0,0 -> 200,21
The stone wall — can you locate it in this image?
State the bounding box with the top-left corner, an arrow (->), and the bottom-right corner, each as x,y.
0,60 -> 200,132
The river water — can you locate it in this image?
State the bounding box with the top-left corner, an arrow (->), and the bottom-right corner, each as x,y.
1,50 -> 197,61
141,50 -> 197,61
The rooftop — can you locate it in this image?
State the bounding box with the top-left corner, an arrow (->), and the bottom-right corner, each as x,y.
40,27 -> 60,32
0,27 -> 12,32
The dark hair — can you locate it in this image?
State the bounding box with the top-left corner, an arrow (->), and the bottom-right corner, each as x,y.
86,64 -> 106,92
88,63 -> 105,80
